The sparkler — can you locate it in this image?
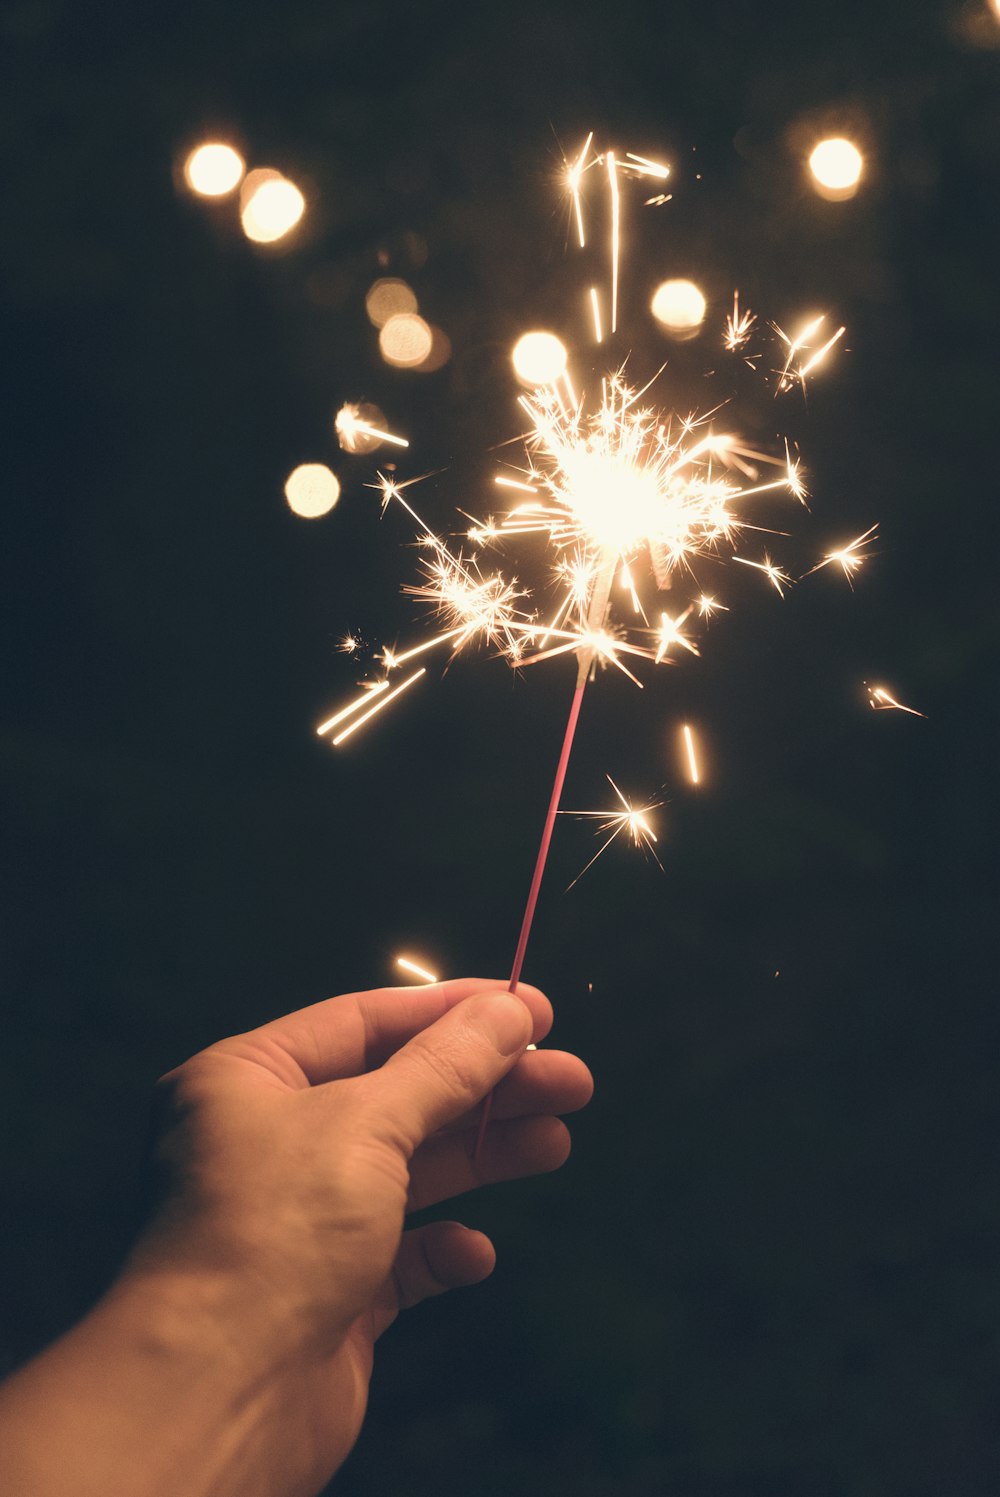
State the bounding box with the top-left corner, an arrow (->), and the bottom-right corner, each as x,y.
314,134 -> 868,1148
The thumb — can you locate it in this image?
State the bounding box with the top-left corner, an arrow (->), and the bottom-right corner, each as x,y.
369,991 -> 532,1154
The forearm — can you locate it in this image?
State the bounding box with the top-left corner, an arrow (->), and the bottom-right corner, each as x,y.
0,1268 -> 325,1497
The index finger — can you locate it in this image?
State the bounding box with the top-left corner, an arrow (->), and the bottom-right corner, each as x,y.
234,978 -> 553,1087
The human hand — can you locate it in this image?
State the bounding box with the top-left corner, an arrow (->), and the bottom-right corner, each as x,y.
124,978 -> 592,1495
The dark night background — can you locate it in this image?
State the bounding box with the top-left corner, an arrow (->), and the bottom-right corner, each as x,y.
2,0 -> 999,1492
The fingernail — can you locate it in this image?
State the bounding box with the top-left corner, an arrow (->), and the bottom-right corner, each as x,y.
470,993 -> 532,1056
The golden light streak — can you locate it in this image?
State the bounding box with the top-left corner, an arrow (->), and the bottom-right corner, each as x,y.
494,474 -> 538,493
396,955 -> 439,983
567,131 -> 593,248
589,287 -> 604,344
562,774 -> 664,886
867,685 -> 926,718
330,668 -> 426,745
773,315 -> 845,392
682,723 -> 700,784
316,681 -> 389,736
607,150 -> 620,335
624,151 -> 670,179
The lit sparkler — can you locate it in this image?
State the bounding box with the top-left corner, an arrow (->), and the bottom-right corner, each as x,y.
314,134 -> 865,1150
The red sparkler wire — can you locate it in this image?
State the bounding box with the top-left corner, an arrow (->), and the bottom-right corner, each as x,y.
474,678 -> 587,1155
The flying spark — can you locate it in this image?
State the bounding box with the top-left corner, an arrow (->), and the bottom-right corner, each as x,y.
867,684 -> 925,718
682,723 -> 701,784
561,774 -> 665,887
804,524 -> 879,585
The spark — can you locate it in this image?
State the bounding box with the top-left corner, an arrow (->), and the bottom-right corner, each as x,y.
644,193 -> 672,207
734,553 -> 793,596
338,633 -> 363,654
804,523 -> 879,584
724,290 -> 756,352
654,609 -> 700,661
561,774 -> 664,886
682,723 -> 701,784
773,316 -> 846,393
697,593 -> 728,617
396,955 -> 439,983
623,151 -> 671,179
327,668 -> 426,746
315,680 -> 389,735
867,684 -> 926,718
567,131 -> 593,248
336,403 -> 409,451
494,473 -> 538,494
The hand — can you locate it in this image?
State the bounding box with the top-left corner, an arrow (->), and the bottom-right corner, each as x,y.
122,977 -> 592,1494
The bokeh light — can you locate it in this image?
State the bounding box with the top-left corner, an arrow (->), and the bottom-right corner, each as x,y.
365,278 -> 418,327
379,312 -> 433,368
240,168 -> 306,243
808,138 -> 864,200
183,142 -> 245,198
650,279 -> 707,335
415,325 -> 452,374
512,331 -> 568,386
284,463 -> 341,519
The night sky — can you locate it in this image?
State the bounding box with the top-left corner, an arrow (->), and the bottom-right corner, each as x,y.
2,1 -> 999,1493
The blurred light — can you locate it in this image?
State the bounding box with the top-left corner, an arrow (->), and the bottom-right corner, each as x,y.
651,278 -> 706,335
366,277 -> 419,327
992,0 -> 1000,18
240,168 -> 306,243
379,312 -> 433,368
808,138 -> 864,200
284,463 -> 340,518
184,142 -> 245,197
512,331 -> 568,386
414,324 -> 452,374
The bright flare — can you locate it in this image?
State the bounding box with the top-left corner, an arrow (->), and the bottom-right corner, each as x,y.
335,402 -> 409,452
184,142 -> 244,197
284,463 -> 341,518
808,138 -> 864,200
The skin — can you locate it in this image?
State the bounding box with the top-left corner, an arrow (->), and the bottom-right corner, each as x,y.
0,978 -> 593,1497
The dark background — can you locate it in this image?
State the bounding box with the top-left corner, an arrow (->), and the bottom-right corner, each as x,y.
2,1 -> 999,1492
